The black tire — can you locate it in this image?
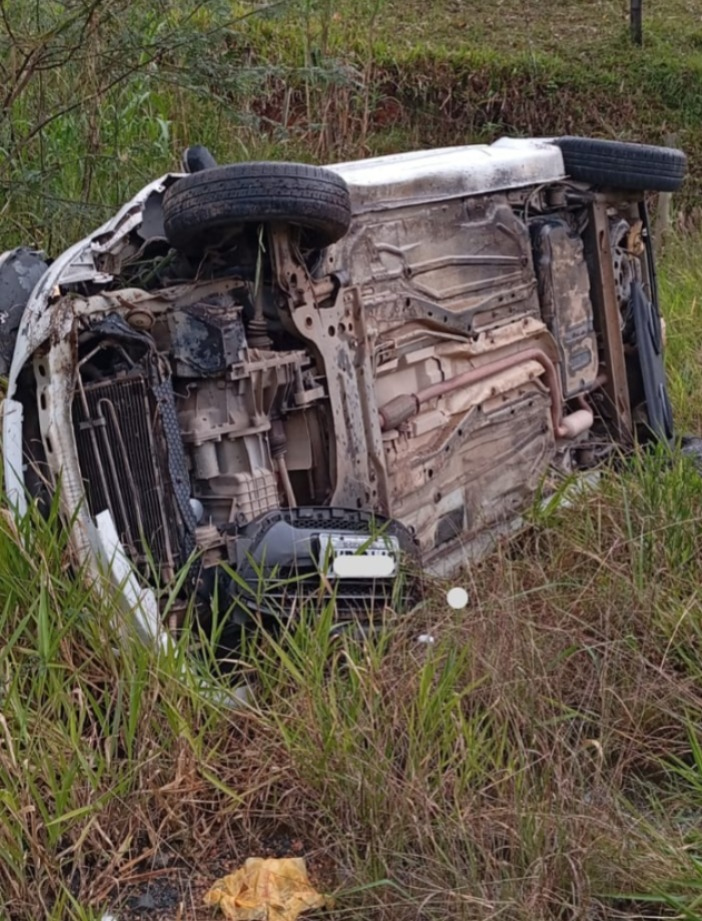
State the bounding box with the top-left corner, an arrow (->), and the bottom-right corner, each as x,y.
162,161 -> 352,252
555,136 -> 686,193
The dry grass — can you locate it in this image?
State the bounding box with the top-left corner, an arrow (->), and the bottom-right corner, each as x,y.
2,441 -> 702,919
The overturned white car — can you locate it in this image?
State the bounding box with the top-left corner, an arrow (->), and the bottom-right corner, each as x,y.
0,136 -> 686,646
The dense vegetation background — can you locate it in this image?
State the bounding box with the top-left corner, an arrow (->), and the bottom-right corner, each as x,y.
2,2 -> 702,919
3,0 -> 702,252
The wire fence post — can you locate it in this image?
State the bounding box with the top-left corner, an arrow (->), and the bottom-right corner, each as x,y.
630,0 -> 643,45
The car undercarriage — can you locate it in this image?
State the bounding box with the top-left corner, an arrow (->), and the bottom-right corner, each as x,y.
0,136 -> 686,643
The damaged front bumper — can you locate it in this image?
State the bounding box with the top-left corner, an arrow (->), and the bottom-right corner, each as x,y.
2,175 -> 183,647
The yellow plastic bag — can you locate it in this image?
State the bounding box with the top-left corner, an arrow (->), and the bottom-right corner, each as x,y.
204,856 -> 328,921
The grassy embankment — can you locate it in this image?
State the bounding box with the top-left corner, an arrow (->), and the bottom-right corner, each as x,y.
2,2 -> 702,919
3,0 -> 702,251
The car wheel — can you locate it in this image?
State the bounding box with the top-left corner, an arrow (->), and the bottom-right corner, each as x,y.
555,137 -> 686,192
162,161 -> 352,252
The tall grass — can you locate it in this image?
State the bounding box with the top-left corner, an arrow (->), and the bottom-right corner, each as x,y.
3,241 -> 702,915
659,234 -> 702,434
4,433 -> 702,918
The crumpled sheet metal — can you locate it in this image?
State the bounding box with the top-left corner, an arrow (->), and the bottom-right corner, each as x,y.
204,857 -> 328,921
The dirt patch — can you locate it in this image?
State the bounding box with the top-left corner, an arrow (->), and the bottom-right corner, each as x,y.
110,831 -> 336,921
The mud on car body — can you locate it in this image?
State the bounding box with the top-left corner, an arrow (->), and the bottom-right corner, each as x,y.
0,136 -> 686,646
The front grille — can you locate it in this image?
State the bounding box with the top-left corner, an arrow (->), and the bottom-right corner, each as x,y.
73,374 -> 181,579
223,506 -> 421,620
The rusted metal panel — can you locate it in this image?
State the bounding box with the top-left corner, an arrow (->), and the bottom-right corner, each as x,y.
531,219 -> 599,396
584,202 -> 633,443
268,225 -> 389,512
326,194 -> 541,338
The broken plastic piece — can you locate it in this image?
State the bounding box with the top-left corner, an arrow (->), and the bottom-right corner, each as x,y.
204,856 -> 328,921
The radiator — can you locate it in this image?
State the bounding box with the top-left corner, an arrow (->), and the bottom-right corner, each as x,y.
73,373 -> 182,582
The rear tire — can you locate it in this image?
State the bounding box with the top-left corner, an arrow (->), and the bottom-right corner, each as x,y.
555,137 -> 686,192
163,161 -> 352,252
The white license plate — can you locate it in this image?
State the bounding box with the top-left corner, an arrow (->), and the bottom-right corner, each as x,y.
317,532 -> 400,579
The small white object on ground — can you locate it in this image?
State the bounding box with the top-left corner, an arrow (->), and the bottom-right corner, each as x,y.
446,586 -> 469,609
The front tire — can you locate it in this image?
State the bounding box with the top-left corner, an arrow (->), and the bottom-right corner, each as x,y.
162,161 -> 352,252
